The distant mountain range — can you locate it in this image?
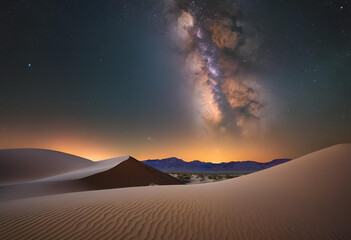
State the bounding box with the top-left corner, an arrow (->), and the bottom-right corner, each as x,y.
142,157 -> 291,173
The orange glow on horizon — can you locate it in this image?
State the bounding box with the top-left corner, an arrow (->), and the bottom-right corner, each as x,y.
0,139 -> 283,163
0,127 -> 289,163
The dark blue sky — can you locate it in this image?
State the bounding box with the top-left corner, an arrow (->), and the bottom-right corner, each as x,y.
0,0 -> 350,162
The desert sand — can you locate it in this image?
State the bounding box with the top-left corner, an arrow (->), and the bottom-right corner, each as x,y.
0,149 -> 94,186
0,144 -> 350,239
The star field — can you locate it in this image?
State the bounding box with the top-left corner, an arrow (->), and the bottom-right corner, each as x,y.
0,0 -> 350,162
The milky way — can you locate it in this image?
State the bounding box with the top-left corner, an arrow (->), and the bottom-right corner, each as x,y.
164,0 -> 263,136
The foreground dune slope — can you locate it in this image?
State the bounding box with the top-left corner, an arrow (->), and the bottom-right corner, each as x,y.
0,144 -> 350,240
0,149 -> 94,186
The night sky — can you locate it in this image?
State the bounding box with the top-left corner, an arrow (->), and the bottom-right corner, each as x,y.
0,0 -> 350,162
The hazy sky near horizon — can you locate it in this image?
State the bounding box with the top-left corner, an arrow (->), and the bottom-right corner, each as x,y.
0,0 -> 350,162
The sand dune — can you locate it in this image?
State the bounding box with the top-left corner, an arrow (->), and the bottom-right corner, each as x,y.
0,144 -> 350,239
0,149 -> 94,186
0,155 -> 182,201
79,157 -> 183,190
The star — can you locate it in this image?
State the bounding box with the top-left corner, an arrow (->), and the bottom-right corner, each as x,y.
28,63 -> 31,67
147,137 -> 151,141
